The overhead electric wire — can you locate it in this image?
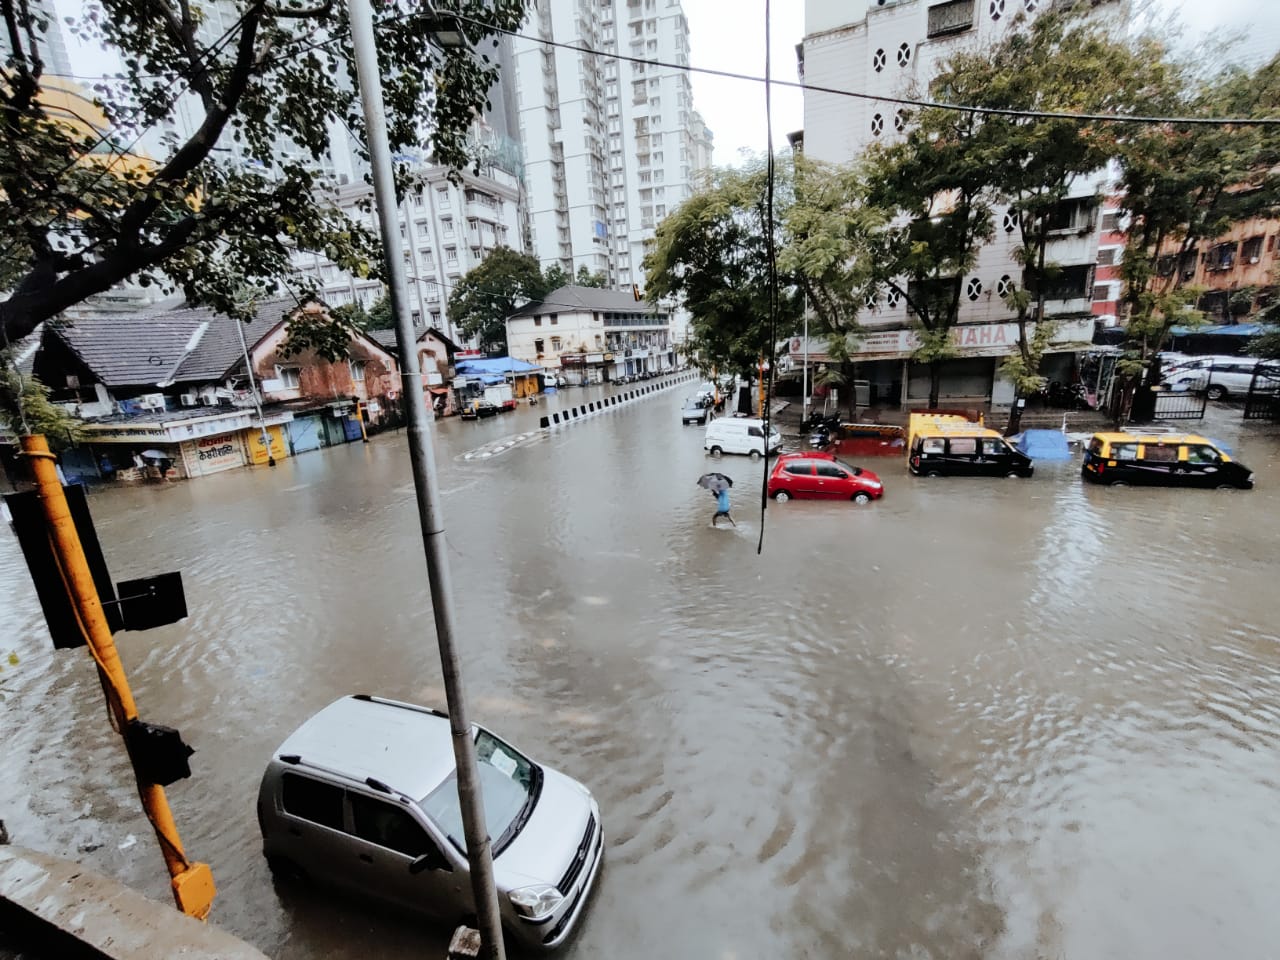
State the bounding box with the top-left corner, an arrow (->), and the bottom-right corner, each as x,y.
758,0 -> 778,555
449,10 -> 1280,128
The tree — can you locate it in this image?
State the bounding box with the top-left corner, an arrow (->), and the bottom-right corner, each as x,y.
0,0 -> 528,349
447,246 -> 547,355
644,157 -> 801,384
574,265 -> 608,288
1115,54 -> 1280,420
926,10 -> 1162,433
862,115 -> 996,409
330,292 -> 393,331
779,157 -> 883,418
0,363 -> 84,450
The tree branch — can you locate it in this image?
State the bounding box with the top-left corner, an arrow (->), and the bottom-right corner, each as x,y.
149,0 -> 217,109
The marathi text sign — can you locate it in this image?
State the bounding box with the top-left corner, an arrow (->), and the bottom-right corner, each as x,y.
790,318 -> 1094,361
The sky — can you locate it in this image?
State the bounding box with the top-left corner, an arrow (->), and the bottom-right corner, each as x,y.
683,0 -> 1280,166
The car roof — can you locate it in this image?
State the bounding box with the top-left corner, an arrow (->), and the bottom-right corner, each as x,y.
274,695 -> 459,800
1091,431 -> 1213,445
778,451 -> 834,460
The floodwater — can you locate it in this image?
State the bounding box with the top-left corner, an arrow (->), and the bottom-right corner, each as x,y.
2,382 -> 1279,960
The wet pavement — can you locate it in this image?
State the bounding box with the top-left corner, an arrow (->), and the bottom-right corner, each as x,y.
2,383 -> 1279,959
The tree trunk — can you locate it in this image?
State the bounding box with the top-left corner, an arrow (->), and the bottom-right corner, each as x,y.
928,361 -> 942,409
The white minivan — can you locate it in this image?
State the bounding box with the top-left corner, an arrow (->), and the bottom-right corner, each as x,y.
704,417 -> 782,459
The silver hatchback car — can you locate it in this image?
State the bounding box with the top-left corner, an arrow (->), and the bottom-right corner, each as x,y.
257,695 -> 603,950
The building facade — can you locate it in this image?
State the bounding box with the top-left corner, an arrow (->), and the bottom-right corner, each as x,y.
512,0 -> 712,288
799,0 -> 1125,408
506,285 -> 675,383
288,162 -> 524,342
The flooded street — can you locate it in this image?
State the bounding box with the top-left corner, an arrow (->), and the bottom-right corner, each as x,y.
3,385 -> 1279,959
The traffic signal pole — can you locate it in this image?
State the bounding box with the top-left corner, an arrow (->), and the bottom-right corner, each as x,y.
19,434 -> 216,920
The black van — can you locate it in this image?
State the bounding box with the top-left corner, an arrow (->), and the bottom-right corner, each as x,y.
1081,432 -> 1254,489
908,428 -> 1035,478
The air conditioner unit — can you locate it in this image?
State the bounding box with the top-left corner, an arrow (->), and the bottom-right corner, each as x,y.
179,393 -> 198,407
138,392 -> 166,410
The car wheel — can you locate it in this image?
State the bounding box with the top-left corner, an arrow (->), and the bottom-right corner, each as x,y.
1109,480 -> 1128,487
852,491 -> 871,504
710,445 -> 723,458
926,470 -> 941,478
1206,385 -> 1228,401
1216,484 -> 1237,490
749,449 -> 762,461
1006,471 -> 1021,478
774,490 -> 791,502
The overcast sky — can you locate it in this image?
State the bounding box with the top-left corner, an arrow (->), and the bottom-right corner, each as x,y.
684,0 -> 1280,166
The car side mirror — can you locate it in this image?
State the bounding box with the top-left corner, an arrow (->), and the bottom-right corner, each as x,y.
409,849 -> 451,875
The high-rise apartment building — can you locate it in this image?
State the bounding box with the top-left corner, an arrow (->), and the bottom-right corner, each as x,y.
512,0 -> 713,288
0,0 -> 72,78
797,0 -> 1125,409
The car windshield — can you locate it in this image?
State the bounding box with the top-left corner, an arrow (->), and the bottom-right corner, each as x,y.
420,729 -> 541,855
836,460 -> 862,476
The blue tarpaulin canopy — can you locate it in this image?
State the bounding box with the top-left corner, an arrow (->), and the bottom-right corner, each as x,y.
1014,429 -> 1073,461
1169,323 -> 1264,337
455,356 -> 541,377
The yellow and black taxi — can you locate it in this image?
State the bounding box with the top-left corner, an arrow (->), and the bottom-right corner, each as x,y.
1081,432 -> 1254,489
907,414 -> 1034,478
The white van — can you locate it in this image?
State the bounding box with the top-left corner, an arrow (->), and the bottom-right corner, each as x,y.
704,417 -> 782,459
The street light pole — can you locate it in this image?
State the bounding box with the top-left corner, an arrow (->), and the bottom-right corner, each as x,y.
344,2 -> 507,958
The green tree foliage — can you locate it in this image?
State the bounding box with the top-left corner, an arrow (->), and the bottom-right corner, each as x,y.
0,363 -> 84,449
330,292 -> 393,331
862,112 -> 995,408
0,0 -> 528,351
779,158 -> 883,414
574,265 -> 608,288
447,246 -> 547,355
1116,54 -> 1280,400
644,157 -> 802,381
925,10 -> 1160,430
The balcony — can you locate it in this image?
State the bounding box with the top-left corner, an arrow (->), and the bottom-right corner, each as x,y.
927,0 -> 974,38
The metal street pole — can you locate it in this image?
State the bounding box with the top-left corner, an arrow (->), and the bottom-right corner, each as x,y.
802,304 -> 809,428
235,318 -> 275,465
344,2 -> 507,958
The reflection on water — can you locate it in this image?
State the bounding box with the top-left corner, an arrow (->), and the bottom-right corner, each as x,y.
2,392 -> 1279,959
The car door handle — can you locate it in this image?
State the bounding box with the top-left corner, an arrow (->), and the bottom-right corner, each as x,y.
358,853 -> 374,864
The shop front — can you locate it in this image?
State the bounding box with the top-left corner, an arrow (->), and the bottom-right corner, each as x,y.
79,410 -> 254,480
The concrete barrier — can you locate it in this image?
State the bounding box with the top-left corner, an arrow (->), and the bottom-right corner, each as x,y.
540,415 -> 550,428
0,845 -> 270,960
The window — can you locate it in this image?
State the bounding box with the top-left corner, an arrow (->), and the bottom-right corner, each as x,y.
276,366 -> 300,389
550,314 -> 559,324
922,438 -> 945,454
348,359 -> 366,382
1112,442 -> 1137,461
747,426 -> 764,438
815,463 -> 848,479
1091,284 -> 1113,302
281,774 -> 344,830
1242,236 -> 1264,262
1100,211 -> 1120,232
784,461 -> 812,476
871,113 -> 884,136
534,338 -> 545,354
949,438 -> 977,455
533,316 -> 542,327
445,247 -> 457,265
965,277 -> 983,301
349,793 -> 434,857
436,188 -> 450,209
1140,443 -> 1178,463
897,42 -> 911,67
873,48 -> 886,72
1096,247 -> 1120,266
442,219 -> 454,238
982,438 -> 1010,455
927,0 -> 974,38
1186,445 -> 1221,465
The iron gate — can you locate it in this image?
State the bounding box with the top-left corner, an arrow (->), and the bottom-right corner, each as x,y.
1152,388 -> 1207,421
1244,362 -> 1280,420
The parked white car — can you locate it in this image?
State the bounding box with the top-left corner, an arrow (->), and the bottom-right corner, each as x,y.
1165,357 -> 1269,400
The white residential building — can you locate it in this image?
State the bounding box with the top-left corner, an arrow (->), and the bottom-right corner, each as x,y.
0,0 -> 72,77
506,285 -> 676,383
290,161 -> 524,342
798,0 -> 1125,409
512,0 -> 712,288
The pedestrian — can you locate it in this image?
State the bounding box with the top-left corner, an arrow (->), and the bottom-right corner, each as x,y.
711,486 -> 735,527
98,454 -> 116,480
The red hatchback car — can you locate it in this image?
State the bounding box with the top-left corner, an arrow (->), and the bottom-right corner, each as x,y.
768,452 -> 884,503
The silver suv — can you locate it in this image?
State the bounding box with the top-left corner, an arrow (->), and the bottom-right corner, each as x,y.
257,695 -> 603,950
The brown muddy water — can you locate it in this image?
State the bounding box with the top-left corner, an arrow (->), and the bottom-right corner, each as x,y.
3,386 -> 1279,959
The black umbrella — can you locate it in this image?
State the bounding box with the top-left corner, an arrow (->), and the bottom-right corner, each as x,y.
697,472 -> 733,495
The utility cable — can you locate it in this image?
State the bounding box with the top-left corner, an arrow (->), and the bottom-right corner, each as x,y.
758,0 -> 778,556
449,10 -> 1280,128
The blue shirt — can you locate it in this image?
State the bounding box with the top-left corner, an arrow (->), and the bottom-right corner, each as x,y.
716,489 -> 730,512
